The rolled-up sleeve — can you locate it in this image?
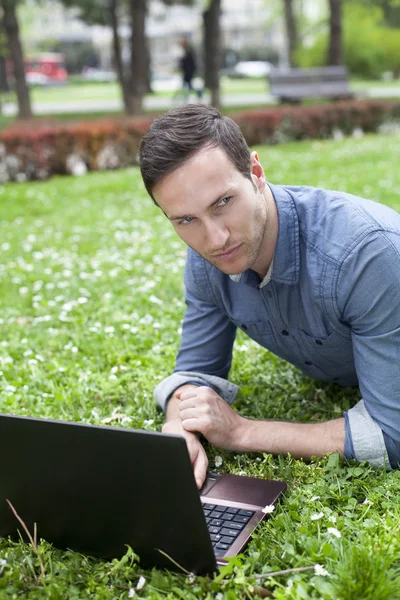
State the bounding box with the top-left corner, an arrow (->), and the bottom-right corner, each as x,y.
338,230 -> 400,469
154,250 -> 238,411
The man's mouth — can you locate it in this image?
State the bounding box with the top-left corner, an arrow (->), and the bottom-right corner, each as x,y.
213,243 -> 243,260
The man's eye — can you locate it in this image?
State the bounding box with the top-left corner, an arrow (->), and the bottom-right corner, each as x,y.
179,216 -> 194,225
218,196 -> 232,206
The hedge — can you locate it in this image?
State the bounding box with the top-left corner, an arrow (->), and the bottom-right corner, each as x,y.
0,100 -> 398,183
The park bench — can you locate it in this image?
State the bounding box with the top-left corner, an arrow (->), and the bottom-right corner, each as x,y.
268,65 -> 354,103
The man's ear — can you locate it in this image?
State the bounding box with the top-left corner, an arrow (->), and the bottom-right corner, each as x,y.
250,151 -> 266,191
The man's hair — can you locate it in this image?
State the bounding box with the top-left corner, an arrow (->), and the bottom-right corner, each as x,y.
139,104 -> 252,203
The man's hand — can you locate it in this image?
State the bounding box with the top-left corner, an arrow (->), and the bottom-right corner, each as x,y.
177,386 -> 245,450
162,417 -> 208,489
177,385 -> 345,460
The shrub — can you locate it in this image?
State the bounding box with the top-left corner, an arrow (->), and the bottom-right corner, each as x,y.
296,4 -> 400,79
0,116 -> 153,183
233,100 -> 400,146
0,100 -> 399,182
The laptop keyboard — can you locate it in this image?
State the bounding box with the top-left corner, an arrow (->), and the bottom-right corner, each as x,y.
202,502 -> 255,557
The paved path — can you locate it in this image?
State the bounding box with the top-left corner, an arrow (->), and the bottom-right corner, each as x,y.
3,86 -> 400,117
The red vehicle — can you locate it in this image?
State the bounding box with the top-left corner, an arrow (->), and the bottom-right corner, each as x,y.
24,53 -> 68,85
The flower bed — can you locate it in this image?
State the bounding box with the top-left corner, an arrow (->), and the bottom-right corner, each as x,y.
0,100 -> 398,183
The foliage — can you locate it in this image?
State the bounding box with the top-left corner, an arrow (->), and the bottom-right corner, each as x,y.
0,116 -> 152,182
0,133 -> 399,597
229,99 -> 400,145
1,99 -> 399,182
296,3 -> 400,78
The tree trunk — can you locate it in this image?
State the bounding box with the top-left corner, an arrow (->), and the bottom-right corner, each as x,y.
128,0 -> 147,115
283,0 -> 298,68
203,0 -> 222,109
109,0 -> 131,114
2,1 -> 32,119
327,0 -> 343,66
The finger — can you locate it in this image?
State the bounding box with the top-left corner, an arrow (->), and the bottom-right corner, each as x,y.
175,388 -> 200,401
180,407 -> 200,420
180,396 -> 209,411
182,417 -> 207,436
193,447 -> 208,489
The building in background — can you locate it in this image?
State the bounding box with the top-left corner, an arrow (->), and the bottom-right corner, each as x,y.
18,0 -> 325,78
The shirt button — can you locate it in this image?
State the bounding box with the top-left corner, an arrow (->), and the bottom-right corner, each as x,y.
315,339 -> 323,345
281,330 -> 289,336
241,324 -> 248,331
305,360 -> 312,366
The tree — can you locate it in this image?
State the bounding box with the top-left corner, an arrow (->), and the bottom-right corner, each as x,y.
283,0 -> 298,67
327,0 -> 343,65
203,0 -> 222,108
60,0 -> 149,115
1,0 -> 32,119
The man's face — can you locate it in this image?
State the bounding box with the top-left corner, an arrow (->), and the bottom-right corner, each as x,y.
153,146 -> 276,278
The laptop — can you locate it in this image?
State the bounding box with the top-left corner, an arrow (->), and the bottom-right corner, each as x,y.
0,413 -> 286,575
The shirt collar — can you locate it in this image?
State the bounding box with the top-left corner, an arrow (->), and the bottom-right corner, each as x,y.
229,183 -> 300,287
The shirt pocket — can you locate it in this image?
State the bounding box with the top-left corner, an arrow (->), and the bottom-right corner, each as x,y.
232,319 -> 277,347
298,329 -> 354,369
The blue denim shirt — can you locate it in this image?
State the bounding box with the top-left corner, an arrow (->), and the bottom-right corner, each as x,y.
155,184 -> 400,469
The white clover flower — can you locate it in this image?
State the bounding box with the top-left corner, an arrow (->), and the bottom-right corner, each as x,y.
5,385 -> 16,393
105,326 -> 115,334
328,515 -> 337,523
128,589 -> 135,598
109,374 -> 118,382
23,350 -> 33,358
0,558 -> 6,566
71,347 -> 78,354
327,527 -> 341,538
77,297 -> 88,304
187,572 -> 196,583
262,505 -> 275,514
136,576 -> 146,590
311,496 -> 320,502
19,287 -> 29,295
149,294 -> 162,305
214,455 -> 223,468
111,366 -> 119,374
310,512 -> 324,521
314,564 -> 329,577
28,359 -> 38,366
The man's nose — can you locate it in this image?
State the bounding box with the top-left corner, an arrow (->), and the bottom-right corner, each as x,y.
204,218 -> 229,250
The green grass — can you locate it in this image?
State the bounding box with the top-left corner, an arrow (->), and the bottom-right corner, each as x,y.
0,133 -> 399,598
2,75 -> 400,107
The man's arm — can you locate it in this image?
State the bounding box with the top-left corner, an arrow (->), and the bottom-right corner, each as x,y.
154,250 -> 238,412
338,230 -> 400,469
177,386 -> 345,459
162,384 -> 209,489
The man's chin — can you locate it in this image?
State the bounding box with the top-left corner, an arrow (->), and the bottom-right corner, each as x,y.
205,256 -> 247,275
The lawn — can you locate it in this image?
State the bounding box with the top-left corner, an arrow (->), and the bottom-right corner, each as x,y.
2,75 -> 400,107
0,132 -> 399,599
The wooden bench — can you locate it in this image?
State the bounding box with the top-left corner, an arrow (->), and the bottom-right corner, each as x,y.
268,65 -> 354,103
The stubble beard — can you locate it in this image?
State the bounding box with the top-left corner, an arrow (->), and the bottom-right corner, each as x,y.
199,196 -> 268,275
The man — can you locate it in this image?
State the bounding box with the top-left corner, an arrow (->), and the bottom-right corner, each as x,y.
178,37 -> 203,102
139,104 -> 400,489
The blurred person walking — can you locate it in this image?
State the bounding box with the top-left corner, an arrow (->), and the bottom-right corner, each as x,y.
178,37 -> 203,103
